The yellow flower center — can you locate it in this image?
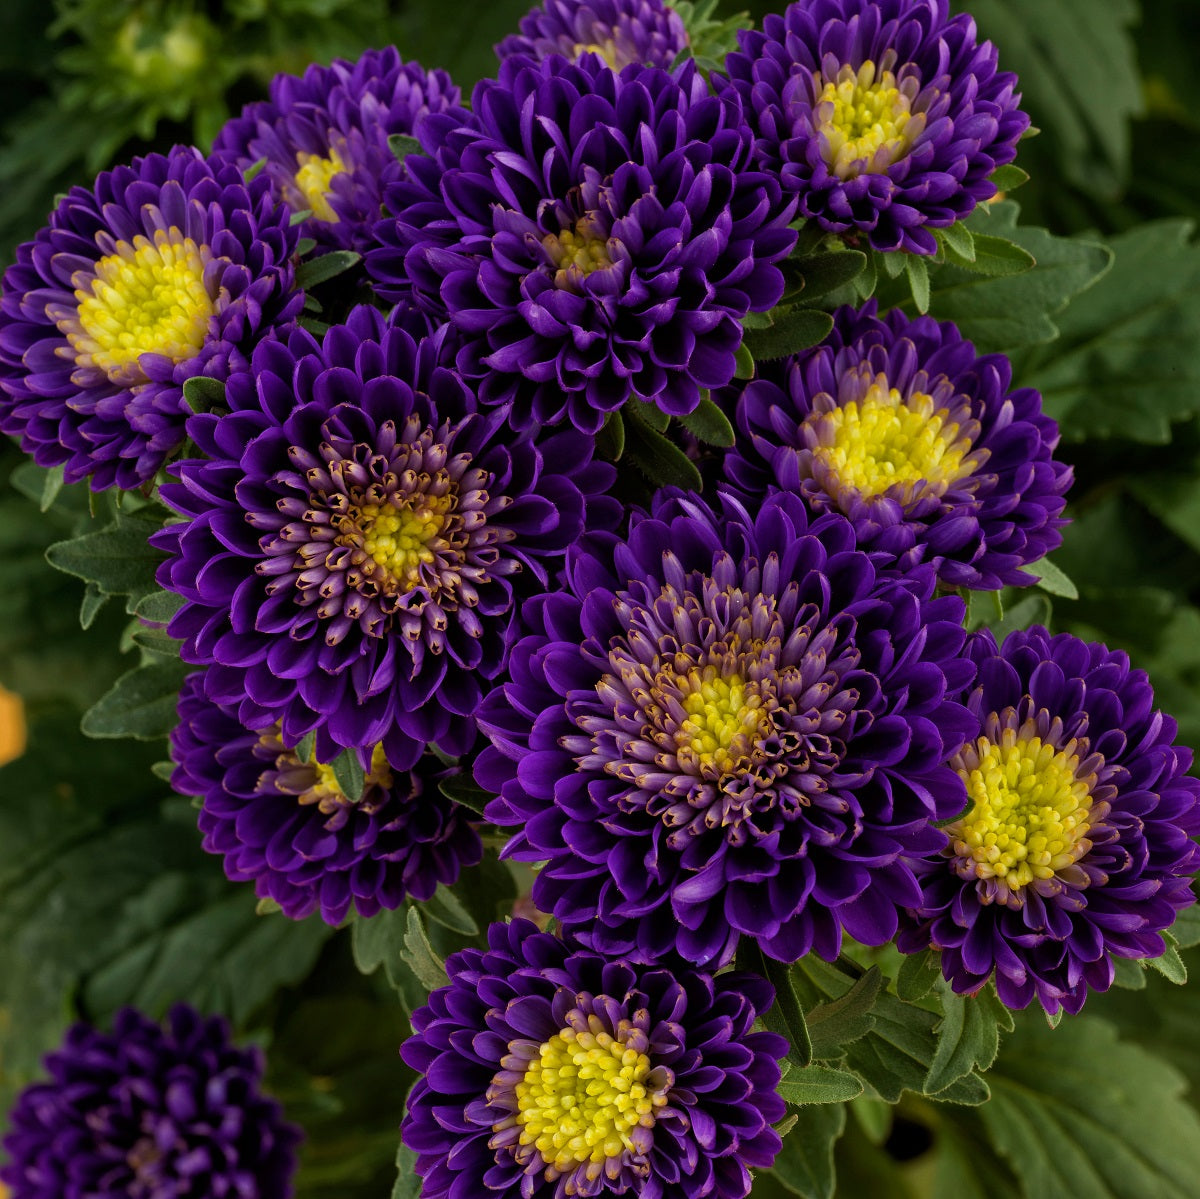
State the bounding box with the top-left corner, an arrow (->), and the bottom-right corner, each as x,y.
543,219 -> 612,290
294,148 -> 348,223
513,1019 -> 662,1173
571,38 -> 620,67
355,492 -> 456,591
807,378 -> 974,506
813,60 -> 925,179
676,667 -> 769,776
0,685 -> 26,769
67,228 -> 215,384
947,729 -> 1095,906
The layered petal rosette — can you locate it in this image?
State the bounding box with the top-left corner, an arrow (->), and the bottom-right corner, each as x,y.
725,303 -> 1072,590
368,55 -> 797,433
496,0 -> 690,70
171,672 -> 483,925
1,1005 -> 300,1197
402,918 -> 786,1199
899,626 -> 1200,1016
719,0 -> 1029,253
212,48 -> 468,255
153,306 -> 617,765
0,145 -> 302,490
478,489 -> 977,968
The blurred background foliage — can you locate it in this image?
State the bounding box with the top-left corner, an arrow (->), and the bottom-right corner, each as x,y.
2,1 -> 1200,1196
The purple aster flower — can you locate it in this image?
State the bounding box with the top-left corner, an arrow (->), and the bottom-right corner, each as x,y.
1,1005 -> 300,1197
153,305 -> 617,764
725,303 -> 1072,590
496,0 -> 690,70
367,55 -> 797,433
899,626 -> 1200,1016
212,48 -> 468,256
718,0 -> 1029,254
0,145 -> 302,490
171,672 -> 483,926
477,488 -> 977,968
402,918 -> 786,1199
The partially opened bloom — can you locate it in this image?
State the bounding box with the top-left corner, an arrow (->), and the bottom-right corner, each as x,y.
154,306 -> 616,764
0,145 -> 301,489
726,303 -> 1071,590
402,918 -> 786,1199
478,489 -> 976,968
368,55 -> 796,433
212,48 -> 467,255
1,1005 -> 300,1197
171,672 -> 482,925
496,0 -> 690,70
719,0 -> 1028,253
899,626 -> 1200,1015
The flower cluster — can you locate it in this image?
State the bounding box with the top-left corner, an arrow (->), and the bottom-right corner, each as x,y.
720,0 -> 1029,253
402,918 -> 786,1199
7,2 -> 1200,1195
899,627 -> 1200,1015
725,303 -> 1072,589
1,1005 -> 300,1197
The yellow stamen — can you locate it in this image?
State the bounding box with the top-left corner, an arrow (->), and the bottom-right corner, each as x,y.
355,491 -> 456,591
512,1018 -> 663,1173
0,685 -> 25,768
676,667 -> 768,776
807,378 -> 974,505
309,742 -> 393,806
294,147 -> 348,224
67,228 -> 215,384
813,60 -> 925,179
571,39 -> 620,67
947,729 -> 1094,904
543,219 -> 612,291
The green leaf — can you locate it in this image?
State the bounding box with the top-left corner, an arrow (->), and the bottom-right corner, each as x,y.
743,308 -> 834,361
391,1141 -> 422,1199
401,907 -> 449,991
792,249 -> 867,301
1021,556 -> 1079,600
924,983 -> 1013,1097
676,397 -> 735,447
732,341 -> 755,380
80,659 -> 193,740
896,948 -> 942,1002
1146,933 -> 1188,985
181,375 -> 227,414
1169,900 -> 1200,950
46,510 -> 166,608
989,164 -> 1030,192
243,155 -> 268,183
623,416 -> 703,491
952,233 -> 1036,278
437,771 -> 493,818
777,1064 -> 863,1106
418,886 -> 478,937
909,201 -> 1112,355
596,410 -> 625,461
79,580 -> 108,630
627,397 -> 670,433
905,254 -> 930,313
993,594 -> 1053,641
765,1102 -> 846,1199
937,222 -> 976,264
329,747 -> 365,802
295,237 -> 317,257
295,731 -> 316,765
740,942 -> 811,1067
794,958 -> 988,1105
965,0 -> 1140,193
978,1014 -> 1200,1199
388,133 -> 423,162
1021,220 -> 1200,443
806,965 -> 881,1060
295,250 -> 362,291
